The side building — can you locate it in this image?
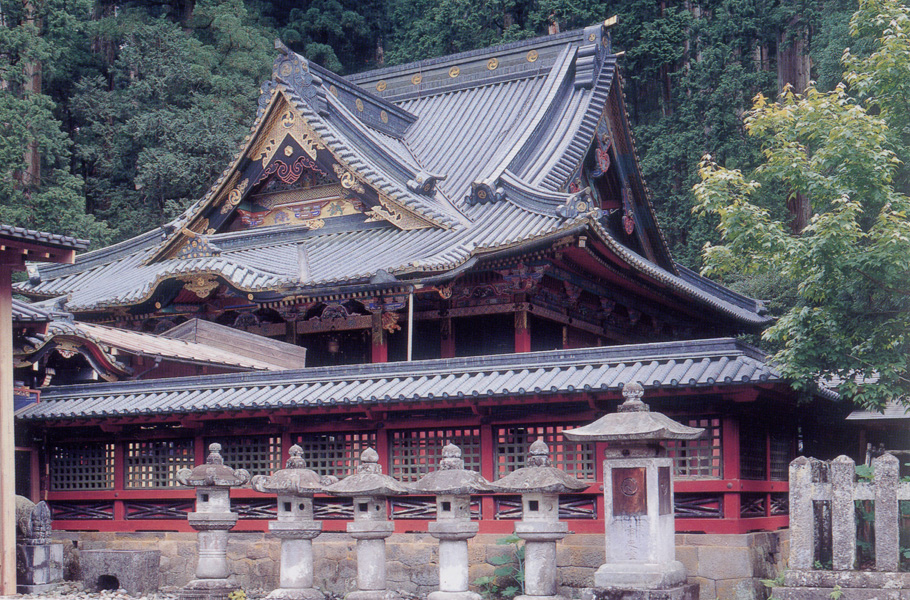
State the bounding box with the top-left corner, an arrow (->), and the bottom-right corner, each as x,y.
13,23 -> 845,596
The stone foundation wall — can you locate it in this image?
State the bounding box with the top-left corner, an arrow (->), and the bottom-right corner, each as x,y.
51,530 -> 788,600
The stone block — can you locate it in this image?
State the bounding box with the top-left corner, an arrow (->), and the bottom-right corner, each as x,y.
715,578 -> 763,600
690,577 -> 715,600
674,547 -> 697,577
81,549 -> 160,597
677,534 -> 750,548
564,545 -> 605,568
592,583 -> 699,600
558,567 -> 596,588
696,547 -> 753,580
395,543 -> 436,568
773,587 -> 909,600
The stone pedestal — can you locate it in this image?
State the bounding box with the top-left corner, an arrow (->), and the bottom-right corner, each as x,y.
564,383 -> 704,596
268,522 -> 323,600
251,445 -> 328,600
414,444 -> 491,600
346,510 -> 397,600
177,443 -> 250,600
428,519 -> 480,600
514,518 -> 567,600
593,583 -> 700,600
324,448 -> 410,600
492,441 -> 587,600
16,542 -> 63,594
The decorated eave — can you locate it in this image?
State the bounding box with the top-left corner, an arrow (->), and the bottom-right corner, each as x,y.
15,338 -> 837,425
13,22 -> 766,330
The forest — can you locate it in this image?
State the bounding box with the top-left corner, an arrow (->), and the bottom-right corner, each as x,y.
0,0 -> 870,262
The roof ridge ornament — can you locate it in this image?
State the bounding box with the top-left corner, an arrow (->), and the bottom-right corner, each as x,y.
467,181 -> 506,206
407,171 -> 445,195
272,39 -> 328,115
574,23 -> 608,89
555,187 -> 600,220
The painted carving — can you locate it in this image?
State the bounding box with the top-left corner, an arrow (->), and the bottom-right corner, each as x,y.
180,275 -> 220,299
381,311 -> 401,333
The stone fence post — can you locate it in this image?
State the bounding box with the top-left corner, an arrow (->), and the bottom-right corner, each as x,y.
787,456 -> 816,571
873,453 -> 899,572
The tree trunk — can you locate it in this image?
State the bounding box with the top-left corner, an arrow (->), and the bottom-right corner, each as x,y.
22,0 -> 41,188
778,17 -> 812,232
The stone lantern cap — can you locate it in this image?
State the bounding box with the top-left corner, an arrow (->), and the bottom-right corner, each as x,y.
251,444 -> 324,496
177,443 -> 251,487
491,440 -> 588,494
563,382 -> 705,442
412,443 -> 493,495
324,447 -> 411,497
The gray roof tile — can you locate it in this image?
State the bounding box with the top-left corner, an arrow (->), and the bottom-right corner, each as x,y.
17,338 -> 836,421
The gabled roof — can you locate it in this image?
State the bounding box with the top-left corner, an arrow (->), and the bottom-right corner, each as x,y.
0,224 -> 88,251
13,25 -> 766,328
17,338 -> 821,422
15,315 -> 302,379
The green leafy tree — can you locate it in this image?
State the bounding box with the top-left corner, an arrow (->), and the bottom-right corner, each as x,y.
70,0 -> 273,240
692,0 -> 910,409
0,0 -> 110,244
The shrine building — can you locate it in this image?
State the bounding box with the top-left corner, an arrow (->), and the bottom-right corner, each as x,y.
13,22 -> 841,544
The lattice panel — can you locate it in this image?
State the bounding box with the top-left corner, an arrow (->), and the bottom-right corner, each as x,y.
295,432 -> 376,479
50,442 -> 115,490
390,497 -> 482,520
770,493 -> 789,515
674,493 -> 723,518
494,496 -> 597,520
232,499 -> 277,519
125,501 -> 193,520
495,425 -> 595,480
125,439 -> 195,489
666,417 -> 722,479
770,434 -> 792,481
314,497 -> 354,520
205,435 -> 280,477
740,426 -> 767,480
50,501 -> 114,520
390,428 -> 481,482
741,494 -> 766,518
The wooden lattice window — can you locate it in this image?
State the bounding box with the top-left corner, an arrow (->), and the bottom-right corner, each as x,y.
390,428 -> 482,482
495,425 -> 595,480
50,442 -> 114,490
205,436 -> 280,477
295,432 -> 375,479
125,439 -> 195,489
739,425 -> 767,480
666,417 -> 722,479
769,433 -> 792,481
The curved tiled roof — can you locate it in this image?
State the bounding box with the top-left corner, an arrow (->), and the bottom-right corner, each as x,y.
18,338 -> 830,422
14,26 -> 768,328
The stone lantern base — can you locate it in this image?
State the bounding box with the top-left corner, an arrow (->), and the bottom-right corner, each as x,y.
593,560 -> 687,590
178,578 -> 242,600
593,583 -> 699,600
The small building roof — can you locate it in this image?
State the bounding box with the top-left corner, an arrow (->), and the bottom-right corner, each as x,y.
0,224 -> 88,251
11,299 -> 52,324
846,401 -> 910,421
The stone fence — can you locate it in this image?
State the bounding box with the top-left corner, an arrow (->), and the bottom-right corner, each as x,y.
774,453 -> 910,599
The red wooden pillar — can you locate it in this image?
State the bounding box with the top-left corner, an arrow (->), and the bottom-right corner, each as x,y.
722,415 -> 741,520
194,434 -> 206,466
281,431 -> 293,466
371,312 -> 388,363
594,441 -> 607,521
480,424 -> 496,519
441,317 -> 455,359
514,310 -> 530,353
113,441 -> 126,521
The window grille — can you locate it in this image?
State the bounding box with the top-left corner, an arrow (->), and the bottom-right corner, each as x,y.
666,417 -> 722,479
390,428 -> 481,482
50,443 -> 114,490
769,433 -> 791,481
205,436 -> 280,477
295,432 -> 375,479
739,426 -> 767,480
495,425 -> 595,480
125,439 -> 194,489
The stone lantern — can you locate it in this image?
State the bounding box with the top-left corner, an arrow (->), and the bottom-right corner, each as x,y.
491,440 -> 587,600
251,444 -> 328,600
413,443 -> 492,600
324,447 -> 410,600
177,442 -> 251,600
563,383 -> 702,599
